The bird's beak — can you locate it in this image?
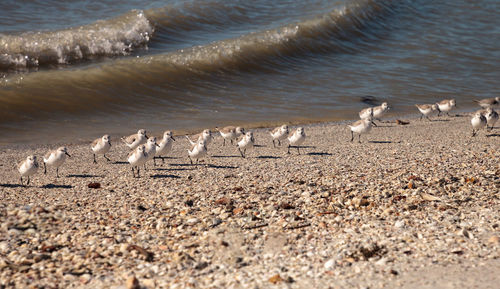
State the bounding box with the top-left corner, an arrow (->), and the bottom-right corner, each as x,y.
65,152 -> 71,157
171,136 -> 176,141
108,141 -> 112,146
145,135 -> 149,139
156,143 -> 160,147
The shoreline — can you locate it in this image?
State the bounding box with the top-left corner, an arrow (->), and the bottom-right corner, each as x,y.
0,105 -> 482,148
0,114 -> 499,288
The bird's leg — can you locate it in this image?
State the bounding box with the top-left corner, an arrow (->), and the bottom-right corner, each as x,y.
104,154 -> 111,162
93,154 -> 97,164
472,129 -> 476,137
350,131 -> 354,142
223,139 -> 226,146
131,167 -> 135,178
27,176 -> 30,185
153,157 -> 157,167
272,139 -> 276,148
43,163 -> 47,175
287,145 -> 291,154
238,147 -> 245,158
189,156 -> 193,165
278,140 -> 281,146
297,146 -> 300,155
420,114 -> 423,120
358,134 -> 361,143
20,177 -> 23,186
56,168 -> 59,178
137,167 -> 141,178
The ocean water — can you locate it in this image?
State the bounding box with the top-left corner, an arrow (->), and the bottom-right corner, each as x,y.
0,0 -> 498,145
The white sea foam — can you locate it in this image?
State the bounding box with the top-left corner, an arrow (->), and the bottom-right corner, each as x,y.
0,10 -> 153,69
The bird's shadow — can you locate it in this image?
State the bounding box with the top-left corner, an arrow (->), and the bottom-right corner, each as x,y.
67,174 -> 103,178
0,183 -> 24,188
154,156 -> 180,160
150,174 -> 181,179
254,144 -> 267,148
208,164 -> 238,169
307,152 -> 332,156
41,184 -> 73,189
486,133 -> 500,137
112,161 -> 128,165
169,163 -> 197,167
257,155 -> 282,159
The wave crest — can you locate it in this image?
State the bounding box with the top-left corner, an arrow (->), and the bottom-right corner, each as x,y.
0,10 -> 152,69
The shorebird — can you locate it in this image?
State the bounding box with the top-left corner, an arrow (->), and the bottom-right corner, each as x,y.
358,107 -> 377,126
483,108 -> 499,130
359,107 -> 374,120
186,129 -> 212,146
415,104 -> 438,121
18,155 -> 38,185
216,126 -> 245,146
128,145 -> 148,178
270,124 -> 289,147
91,134 -> 111,164
43,147 -> 71,178
471,111 -> 487,137
237,131 -> 255,158
144,136 -> 160,167
474,97 -> 499,109
188,139 -> 208,165
155,131 -> 175,164
348,119 -> 372,143
287,127 -> 306,154
436,99 -> 456,116
121,129 -> 148,150
372,102 -> 389,121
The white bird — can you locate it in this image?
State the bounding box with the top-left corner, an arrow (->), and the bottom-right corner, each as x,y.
372,102 -> 389,121
483,108 -> 499,131
188,139 -> 208,165
216,126 -> 245,146
121,129 -> 148,150
155,131 -> 175,164
348,119 -> 372,143
287,127 -> 306,154
474,97 -> 499,109
415,104 -> 438,121
471,111 -> 487,137
270,124 -> 289,147
186,129 -> 212,146
436,99 -> 456,116
128,145 -> 148,178
91,134 -> 111,164
18,155 -> 39,185
359,107 -> 374,120
237,131 -> 255,158
144,136 -> 160,167
43,147 -> 71,178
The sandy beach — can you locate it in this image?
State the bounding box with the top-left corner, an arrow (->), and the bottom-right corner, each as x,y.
0,113 -> 499,288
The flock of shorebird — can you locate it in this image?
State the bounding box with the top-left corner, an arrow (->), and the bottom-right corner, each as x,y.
16,97 -> 499,184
